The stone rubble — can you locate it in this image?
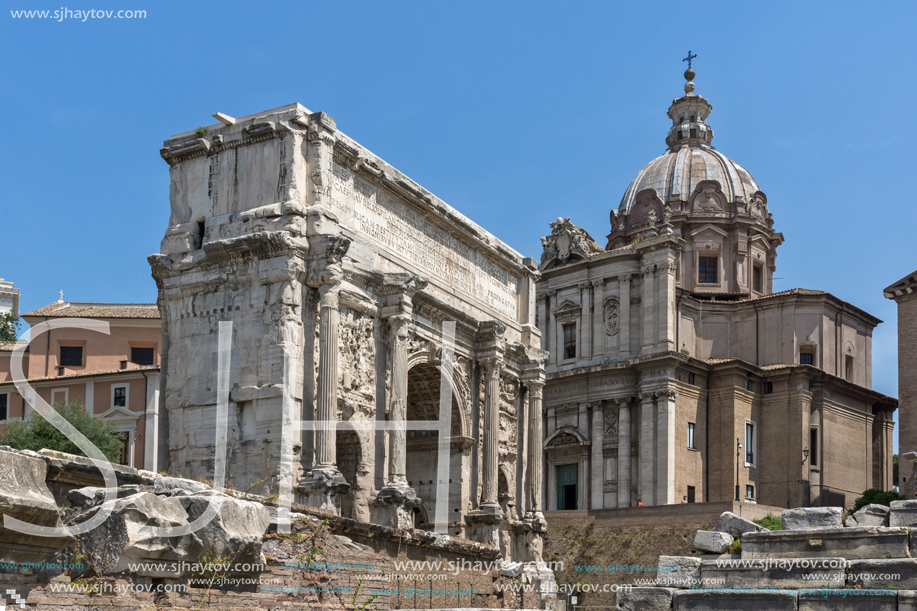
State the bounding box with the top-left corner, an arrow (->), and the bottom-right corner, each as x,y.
781,506 -> 843,530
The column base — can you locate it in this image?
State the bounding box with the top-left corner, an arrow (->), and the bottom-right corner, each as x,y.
465,503 -> 504,546
371,481 -> 420,530
296,466 -> 350,514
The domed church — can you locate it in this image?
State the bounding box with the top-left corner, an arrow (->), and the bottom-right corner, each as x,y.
536,64 -> 896,511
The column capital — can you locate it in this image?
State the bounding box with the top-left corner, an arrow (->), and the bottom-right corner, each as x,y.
547,289 -> 558,299
613,396 -> 633,406
591,278 -> 605,288
640,264 -> 657,277
619,273 -> 632,283
386,313 -> 413,339
481,357 -> 504,379
654,389 -> 678,399
578,281 -> 592,291
525,382 -> 544,400
637,392 -> 655,402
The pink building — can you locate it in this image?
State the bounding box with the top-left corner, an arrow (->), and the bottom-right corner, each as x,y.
0,301 -> 162,470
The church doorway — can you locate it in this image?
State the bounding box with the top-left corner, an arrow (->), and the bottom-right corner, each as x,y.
556,463 -> 578,510
405,363 -> 463,530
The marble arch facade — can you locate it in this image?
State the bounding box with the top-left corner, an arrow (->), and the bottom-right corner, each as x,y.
150,104 -> 547,560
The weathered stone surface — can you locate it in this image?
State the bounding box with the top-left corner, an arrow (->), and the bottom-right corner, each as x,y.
741,526 -> 910,559
178,491 -> 270,573
900,591 -> 917,611
72,492 -> 204,577
847,503 -> 891,527
781,506 -> 843,530
71,488 -> 268,578
0,449 -> 74,565
714,511 -> 762,538
890,500 -> 917,527
67,485 -> 143,507
617,586 -> 677,611
798,591 -> 896,610
848,558 -> 917,589
499,561 -> 524,577
693,530 -> 733,554
700,557 -> 845,588
153,476 -> 211,495
655,556 -> 701,588
674,590 -> 796,610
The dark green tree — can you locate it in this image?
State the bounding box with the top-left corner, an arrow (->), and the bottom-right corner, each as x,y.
0,402 -> 122,462
0,312 -> 20,342
853,488 -> 905,513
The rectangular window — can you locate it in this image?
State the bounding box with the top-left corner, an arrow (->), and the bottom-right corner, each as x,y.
746,378 -> 756,393
51,389 -> 68,406
687,485 -> 696,503
845,355 -> 854,381
113,387 -> 126,408
800,352 -> 814,365
753,266 -> 763,292
688,372 -> 696,386
60,346 -> 83,367
0,394 -> 7,421
745,421 -> 756,465
698,256 -> 718,283
690,128 -> 697,138
687,422 -> 696,449
746,484 -> 755,500
131,347 -> 155,366
764,381 -> 774,394
563,323 -> 577,360
810,428 -> 819,467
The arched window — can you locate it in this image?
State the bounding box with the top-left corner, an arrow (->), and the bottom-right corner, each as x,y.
690,115 -> 695,122
679,117 -> 685,123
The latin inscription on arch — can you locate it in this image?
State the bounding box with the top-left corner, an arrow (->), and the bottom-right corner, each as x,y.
329,162 -> 519,319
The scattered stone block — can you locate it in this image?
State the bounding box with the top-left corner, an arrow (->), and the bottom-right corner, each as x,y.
655,556 -> 701,588
674,589 -> 796,610
617,586 -> 677,611
847,504 -> 890,527
742,526 -> 910,560
890,500 -> 917,527
798,590 -> 896,610
781,506 -> 843,530
0,449 -> 74,565
700,556 -> 845,588
848,558 -> 917,589
714,511 -> 762,538
899,591 -> 917,611
693,530 -> 733,554
153,476 -> 211,495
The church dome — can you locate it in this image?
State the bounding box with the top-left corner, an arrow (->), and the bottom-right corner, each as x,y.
617,63 -> 761,214
618,147 -> 760,213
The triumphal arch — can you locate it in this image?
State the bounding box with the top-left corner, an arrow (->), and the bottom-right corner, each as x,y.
150,104 -> 547,558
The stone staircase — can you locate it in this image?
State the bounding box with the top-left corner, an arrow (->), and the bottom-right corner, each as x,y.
617,502 -> 917,610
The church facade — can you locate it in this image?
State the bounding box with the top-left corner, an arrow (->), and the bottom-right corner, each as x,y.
536,68 -> 896,511
150,104 -> 547,560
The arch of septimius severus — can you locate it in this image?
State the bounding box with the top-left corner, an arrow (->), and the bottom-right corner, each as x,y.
150,104 -> 547,560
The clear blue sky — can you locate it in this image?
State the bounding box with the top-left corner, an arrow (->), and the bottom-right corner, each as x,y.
2,2 -> 914,410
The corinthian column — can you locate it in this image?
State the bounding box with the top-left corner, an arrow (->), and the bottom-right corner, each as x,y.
638,392 -> 656,505
616,398 -> 632,507
315,281 -> 340,468
481,358 -> 503,510
525,381 -> 544,516
590,402 -> 605,509
386,314 -> 411,484
299,255 -> 350,513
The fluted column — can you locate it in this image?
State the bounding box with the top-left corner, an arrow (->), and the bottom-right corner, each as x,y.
619,274 -> 631,357
314,282 -> 340,468
616,397 -> 632,507
592,279 -> 605,358
525,382 -> 544,514
642,264 -> 656,353
590,402 -> 604,509
579,282 -> 591,361
481,358 -> 503,509
639,392 -> 656,505
656,389 -> 677,504
386,314 -> 411,484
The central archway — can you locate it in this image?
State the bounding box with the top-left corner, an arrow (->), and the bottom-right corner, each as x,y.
405,363 -> 468,532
